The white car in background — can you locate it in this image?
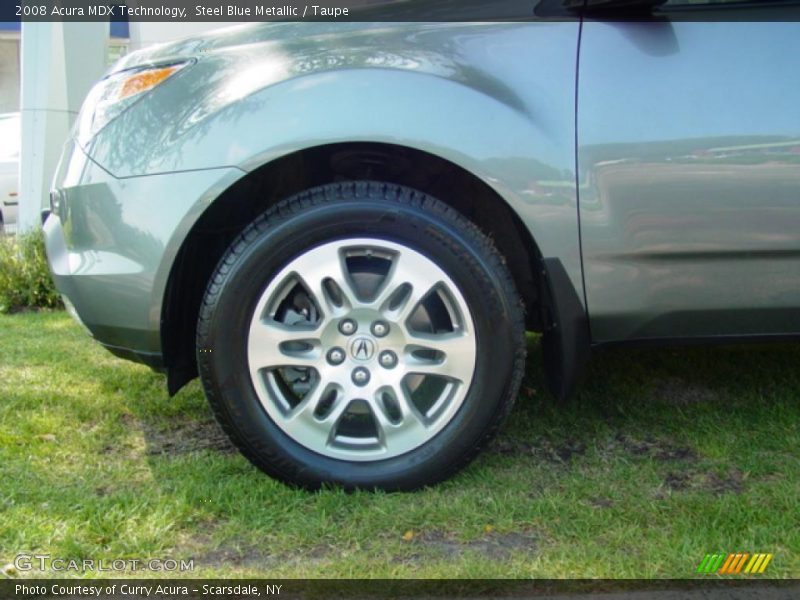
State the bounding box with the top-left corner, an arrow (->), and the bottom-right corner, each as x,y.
0,112 -> 20,233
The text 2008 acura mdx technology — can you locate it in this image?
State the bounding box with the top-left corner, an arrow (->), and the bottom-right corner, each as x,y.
44,4 -> 800,489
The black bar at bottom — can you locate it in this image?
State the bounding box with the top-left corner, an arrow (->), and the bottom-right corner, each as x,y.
1,579 -> 799,600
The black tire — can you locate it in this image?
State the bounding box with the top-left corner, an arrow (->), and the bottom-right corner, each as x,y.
197,181 -> 525,490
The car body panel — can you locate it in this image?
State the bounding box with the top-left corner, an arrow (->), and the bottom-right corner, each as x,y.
46,139 -> 244,358
88,22 -> 583,293
44,17 -> 800,372
49,22 -> 583,359
578,20 -> 800,342
0,161 -> 18,231
0,113 -> 20,231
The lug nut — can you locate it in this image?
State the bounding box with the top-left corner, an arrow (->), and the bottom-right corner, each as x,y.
352,367 -> 370,386
327,347 -> 345,366
371,320 -> 390,337
339,319 -> 357,335
378,350 -> 397,369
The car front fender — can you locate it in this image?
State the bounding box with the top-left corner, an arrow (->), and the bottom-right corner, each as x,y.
86,21 -> 585,314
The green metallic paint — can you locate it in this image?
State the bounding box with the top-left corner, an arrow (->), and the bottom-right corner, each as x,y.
47,139 -> 244,355
44,16 -> 800,369
49,21 -> 583,360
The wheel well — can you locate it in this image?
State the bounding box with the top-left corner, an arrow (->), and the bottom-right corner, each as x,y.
161,142 -> 544,395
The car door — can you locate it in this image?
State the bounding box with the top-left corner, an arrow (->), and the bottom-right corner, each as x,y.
577,3 -> 800,342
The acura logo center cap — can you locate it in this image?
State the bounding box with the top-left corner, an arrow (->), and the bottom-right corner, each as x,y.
349,336 -> 376,362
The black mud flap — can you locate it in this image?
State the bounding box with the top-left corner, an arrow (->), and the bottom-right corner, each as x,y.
540,258 -> 591,401
167,363 -> 197,397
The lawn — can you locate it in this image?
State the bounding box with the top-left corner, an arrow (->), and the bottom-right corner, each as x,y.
0,311 -> 797,578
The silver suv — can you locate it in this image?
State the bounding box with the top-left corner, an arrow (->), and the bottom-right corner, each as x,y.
44,12 -> 800,489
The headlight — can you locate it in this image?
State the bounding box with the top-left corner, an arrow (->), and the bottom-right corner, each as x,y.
75,62 -> 189,145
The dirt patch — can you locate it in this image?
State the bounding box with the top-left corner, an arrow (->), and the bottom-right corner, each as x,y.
490,436 -> 586,464
178,530 -> 334,571
588,496 -> 614,509
132,417 -> 237,456
658,469 -> 745,497
663,471 -> 692,491
610,433 -> 697,463
703,470 -> 745,494
405,530 -> 537,561
185,529 -> 537,571
652,376 -> 718,406
191,544 -> 278,569
179,531 -> 275,570
492,432 -> 695,465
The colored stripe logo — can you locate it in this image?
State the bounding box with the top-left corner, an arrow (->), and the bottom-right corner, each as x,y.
696,553 -> 773,575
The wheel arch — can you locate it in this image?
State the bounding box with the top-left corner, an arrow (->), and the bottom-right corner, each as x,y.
161,142 -> 585,398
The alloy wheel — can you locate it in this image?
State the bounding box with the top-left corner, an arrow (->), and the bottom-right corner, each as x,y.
247,238 -> 477,461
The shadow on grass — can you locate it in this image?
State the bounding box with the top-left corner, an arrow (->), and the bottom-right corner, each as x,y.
116,334 -> 800,480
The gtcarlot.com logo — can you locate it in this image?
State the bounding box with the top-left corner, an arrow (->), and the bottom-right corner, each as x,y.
696,552 -> 773,575
13,553 -> 194,573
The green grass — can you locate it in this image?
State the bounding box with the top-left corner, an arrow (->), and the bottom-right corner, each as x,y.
1,311 -> 798,579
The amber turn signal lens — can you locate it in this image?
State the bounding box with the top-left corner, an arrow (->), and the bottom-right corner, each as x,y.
118,66 -> 181,101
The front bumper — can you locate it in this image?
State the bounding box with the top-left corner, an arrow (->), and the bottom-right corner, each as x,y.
44,138 -> 243,368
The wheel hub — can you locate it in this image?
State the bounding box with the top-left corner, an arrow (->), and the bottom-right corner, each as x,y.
348,335 -> 376,362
